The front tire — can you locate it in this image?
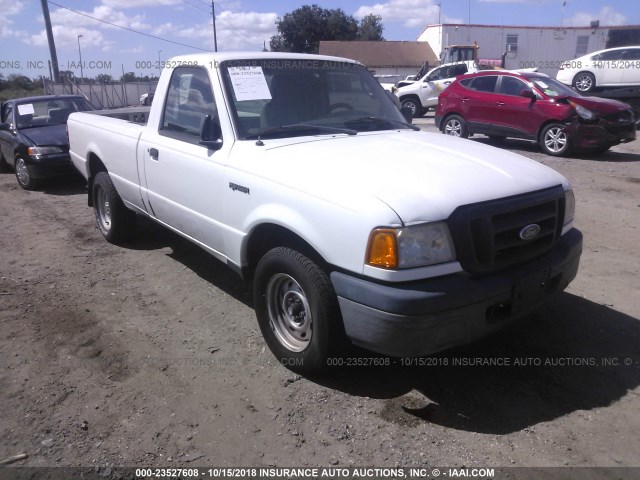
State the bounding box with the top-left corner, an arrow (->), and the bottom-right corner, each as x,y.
92,171 -> 137,243
15,157 -> 39,190
540,123 -> 572,156
442,114 -> 468,138
253,247 -> 346,374
573,72 -> 595,93
401,97 -> 424,118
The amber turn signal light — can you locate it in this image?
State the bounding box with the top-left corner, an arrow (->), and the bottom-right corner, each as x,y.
366,228 -> 398,269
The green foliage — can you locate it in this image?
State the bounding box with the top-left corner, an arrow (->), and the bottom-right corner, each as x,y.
358,14 -> 385,41
0,74 -> 44,102
270,4 -> 385,53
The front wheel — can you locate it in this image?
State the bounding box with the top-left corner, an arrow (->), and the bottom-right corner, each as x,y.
540,123 -> 572,156
15,157 -> 39,190
253,247 -> 346,374
442,115 -> 468,138
401,97 -> 424,118
92,171 -> 137,243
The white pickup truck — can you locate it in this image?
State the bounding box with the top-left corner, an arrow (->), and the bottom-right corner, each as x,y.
68,52 -> 582,373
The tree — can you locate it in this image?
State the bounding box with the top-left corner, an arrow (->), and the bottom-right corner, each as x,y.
120,72 -> 137,83
95,74 -> 113,83
270,4 -> 368,54
358,14 -> 384,41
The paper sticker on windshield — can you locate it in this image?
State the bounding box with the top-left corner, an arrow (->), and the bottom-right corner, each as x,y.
17,104 -> 35,116
228,66 -> 272,101
536,81 -> 549,89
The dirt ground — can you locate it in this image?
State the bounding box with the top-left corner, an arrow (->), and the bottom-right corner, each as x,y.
1,120 -> 639,474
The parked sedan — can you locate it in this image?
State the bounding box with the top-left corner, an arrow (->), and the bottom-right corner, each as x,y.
556,46 -> 640,93
435,71 -> 636,156
0,95 -> 94,189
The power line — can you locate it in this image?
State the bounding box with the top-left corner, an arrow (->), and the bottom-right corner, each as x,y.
47,1 -> 213,52
182,0 -> 210,14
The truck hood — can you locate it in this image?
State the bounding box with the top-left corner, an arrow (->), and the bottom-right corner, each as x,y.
245,131 -> 569,223
20,124 -> 68,148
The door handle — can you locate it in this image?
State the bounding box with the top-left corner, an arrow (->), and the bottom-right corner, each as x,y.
461,98 -> 469,102
149,147 -> 159,160
497,102 -> 505,106
444,81 -> 451,85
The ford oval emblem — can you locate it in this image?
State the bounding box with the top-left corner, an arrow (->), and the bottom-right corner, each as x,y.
519,224 -> 541,241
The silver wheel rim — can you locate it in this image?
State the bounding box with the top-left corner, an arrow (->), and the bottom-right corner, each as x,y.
266,273 -> 312,352
445,118 -> 462,136
544,127 -> 568,153
15,158 -> 30,186
402,100 -> 417,115
95,186 -> 112,231
575,74 -> 593,92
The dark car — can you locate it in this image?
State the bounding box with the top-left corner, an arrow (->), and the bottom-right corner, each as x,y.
0,95 -> 94,189
435,70 -> 636,156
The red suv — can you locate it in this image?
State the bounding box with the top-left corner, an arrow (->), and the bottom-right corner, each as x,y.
435,70 -> 636,156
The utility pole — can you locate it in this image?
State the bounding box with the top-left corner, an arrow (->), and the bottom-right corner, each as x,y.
40,0 -> 60,83
77,35 -> 84,85
211,1 -> 218,52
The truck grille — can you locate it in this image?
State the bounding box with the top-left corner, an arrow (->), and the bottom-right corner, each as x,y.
448,186 -> 566,275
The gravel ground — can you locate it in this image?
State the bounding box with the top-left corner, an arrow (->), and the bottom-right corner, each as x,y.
0,117 -> 639,475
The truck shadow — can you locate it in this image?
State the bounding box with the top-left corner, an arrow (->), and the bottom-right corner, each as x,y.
316,292 -> 640,435
40,174 -> 87,196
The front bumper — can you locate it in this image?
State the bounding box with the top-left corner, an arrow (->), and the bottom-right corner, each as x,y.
331,228 -> 582,357
25,152 -> 75,179
566,118 -> 636,149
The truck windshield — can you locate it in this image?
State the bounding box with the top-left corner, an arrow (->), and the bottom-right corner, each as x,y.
220,59 -> 410,139
15,97 -> 94,129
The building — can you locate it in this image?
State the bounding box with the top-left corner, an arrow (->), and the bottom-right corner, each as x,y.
419,24 -> 640,76
319,41 -> 438,79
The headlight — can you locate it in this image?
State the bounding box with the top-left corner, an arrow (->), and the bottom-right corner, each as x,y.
569,100 -> 596,121
366,222 -> 456,269
28,146 -> 64,156
564,189 -> 575,227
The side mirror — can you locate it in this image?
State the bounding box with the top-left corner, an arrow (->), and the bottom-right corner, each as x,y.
520,89 -> 536,100
400,106 -> 414,124
0,123 -> 10,132
199,114 -> 223,151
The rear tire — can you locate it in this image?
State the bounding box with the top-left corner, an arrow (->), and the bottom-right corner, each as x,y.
540,123 -> 572,156
253,247 -> 347,374
92,171 -> 137,243
442,115 -> 468,138
573,72 -> 595,93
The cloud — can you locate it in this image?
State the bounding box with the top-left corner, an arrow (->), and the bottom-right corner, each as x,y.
49,4 -> 150,31
564,6 -> 627,26
0,0 -> 24,38
102,0 -> 181,7
172,10 -> 278,50
354,0 -> 460,29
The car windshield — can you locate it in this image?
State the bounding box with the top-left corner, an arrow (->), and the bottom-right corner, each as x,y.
220,59 -> 410,139
529,77 -> 581,98
15,97 -> 94,129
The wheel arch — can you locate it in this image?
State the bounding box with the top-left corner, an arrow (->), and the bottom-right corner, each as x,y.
87,152 -> 108,207
243,223 -> 327,280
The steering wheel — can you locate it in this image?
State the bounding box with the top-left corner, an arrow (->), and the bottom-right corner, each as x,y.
329,103 -> 354,113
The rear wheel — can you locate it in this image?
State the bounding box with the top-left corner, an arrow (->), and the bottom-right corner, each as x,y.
540,123 -> 572,156
253,247 -> 346,374
15,157 -> 39,190
573,72 -> 595,93
442,115 -> 468,138
401,97 -> 424,118
93,171 -> 137,243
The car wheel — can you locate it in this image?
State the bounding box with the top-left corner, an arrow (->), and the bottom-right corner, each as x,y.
401,97 -> 424,118
540,123 -> 572,156
253,247 -> 346,374
14,157 -> 39,190
442,115 -> 468,138
93,171 -> 137,243
573,72 -> 595,93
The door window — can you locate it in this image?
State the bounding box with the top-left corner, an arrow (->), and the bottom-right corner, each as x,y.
161,67 -> 220,144
469,75 -> 498,93
497,76 -> 529,96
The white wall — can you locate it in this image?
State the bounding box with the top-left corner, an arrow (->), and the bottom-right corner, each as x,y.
419,25 -> 609,76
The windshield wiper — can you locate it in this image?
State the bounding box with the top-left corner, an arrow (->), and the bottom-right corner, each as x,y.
246,123 -> 357,139
344,116 -> 420,131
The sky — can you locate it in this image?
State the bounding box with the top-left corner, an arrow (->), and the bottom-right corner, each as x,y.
0,0 -> 638,80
